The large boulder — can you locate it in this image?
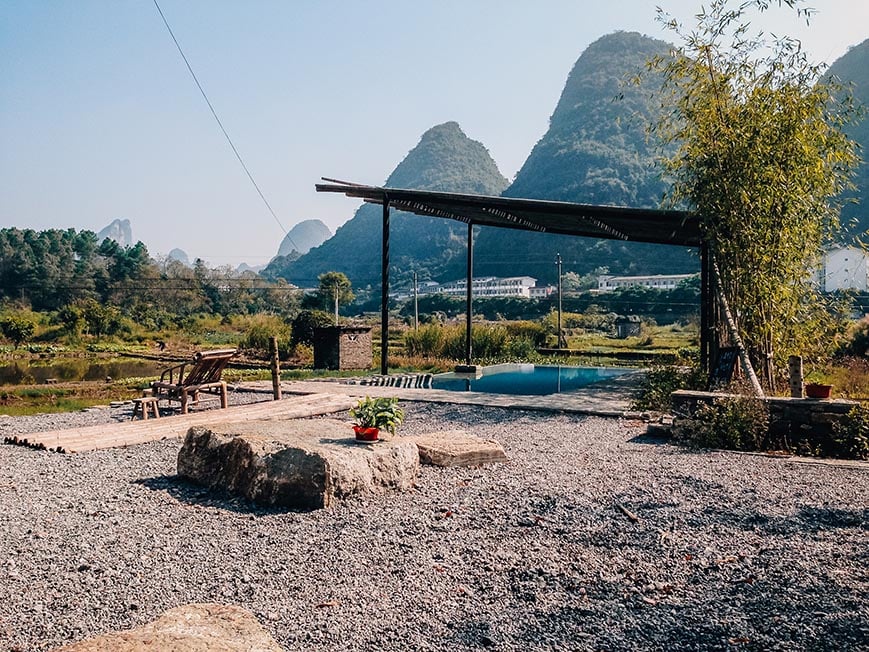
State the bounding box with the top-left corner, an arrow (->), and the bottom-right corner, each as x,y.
52,603 -> 282,651
177,418 -> 419,509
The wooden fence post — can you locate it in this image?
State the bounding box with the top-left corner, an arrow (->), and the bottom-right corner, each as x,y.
269,336 -> 282,401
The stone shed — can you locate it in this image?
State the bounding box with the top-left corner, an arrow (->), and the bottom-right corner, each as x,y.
615,315 -> 642,339
313,325 -> 372,370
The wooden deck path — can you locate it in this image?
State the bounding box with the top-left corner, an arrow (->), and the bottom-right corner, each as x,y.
22,392 -> 355,453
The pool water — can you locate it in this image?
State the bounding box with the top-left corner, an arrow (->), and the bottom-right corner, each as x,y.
431,364 -> 631,396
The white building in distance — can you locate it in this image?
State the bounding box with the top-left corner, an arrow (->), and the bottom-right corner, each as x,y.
418,276 -> 549,299
597,273 -> 697,293
822,246 -> 868,293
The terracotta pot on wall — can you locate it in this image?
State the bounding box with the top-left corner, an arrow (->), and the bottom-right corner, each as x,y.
805,383 -> 833,399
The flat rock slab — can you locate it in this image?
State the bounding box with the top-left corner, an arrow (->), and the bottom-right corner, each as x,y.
52,603 -> 282,651
414,430 -> 508,467
178,418 -> 419,510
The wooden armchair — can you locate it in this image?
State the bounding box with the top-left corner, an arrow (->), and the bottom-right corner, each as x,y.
150,349 -> 237,414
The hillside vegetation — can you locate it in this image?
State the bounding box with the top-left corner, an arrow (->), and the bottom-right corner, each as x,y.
474,32 -> 698,284
826,38 -> 869,239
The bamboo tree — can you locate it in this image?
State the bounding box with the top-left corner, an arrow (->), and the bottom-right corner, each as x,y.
649,0 -> 860,387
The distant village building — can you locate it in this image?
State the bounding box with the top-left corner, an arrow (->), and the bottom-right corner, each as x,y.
413,276 -> 553,299
529,285 -> 556,298
822,246 -> 869,293
596,273 -> 696,293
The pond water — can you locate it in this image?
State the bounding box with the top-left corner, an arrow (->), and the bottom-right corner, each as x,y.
431,363 -> 631,396
0,358 -> 165,385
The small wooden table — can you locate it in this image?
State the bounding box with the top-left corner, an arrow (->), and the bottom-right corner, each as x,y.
131,396 -> 161,420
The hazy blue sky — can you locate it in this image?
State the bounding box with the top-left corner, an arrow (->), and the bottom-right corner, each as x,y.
2,1 -> 867,267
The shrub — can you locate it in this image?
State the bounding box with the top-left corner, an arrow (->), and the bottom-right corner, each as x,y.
403,323 -> 445,358
674,395 -> 769,452
838,317 -> 869,357
441,326 -> 467,360
290,310 -> 334,347
439,324 -> 509,361
79,299 -> 123,339
54,304 -> 85,339
241,314 -> 292,358
471,324 -> 509,359
504,321 -> 547,346
291,343 -> 313,365
405,323 -> 511,361
828,405 -> 869,460
632,364 -> 707,412
0,314 -> 35,348
507,337 -> 538,360
824,357 -> 869,399
543,310 -> 616,334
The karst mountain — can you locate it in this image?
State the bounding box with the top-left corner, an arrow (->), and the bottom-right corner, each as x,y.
265,31 -> 869,288
262,121 -> 509,286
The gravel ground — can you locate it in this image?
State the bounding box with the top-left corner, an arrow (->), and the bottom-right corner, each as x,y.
1,401 -> 867,651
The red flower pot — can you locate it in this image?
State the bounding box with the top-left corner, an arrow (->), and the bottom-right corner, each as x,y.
353,426 -> 380,441
805,383 -> 833,399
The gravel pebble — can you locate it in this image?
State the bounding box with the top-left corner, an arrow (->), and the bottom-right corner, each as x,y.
0,401 -> 867,651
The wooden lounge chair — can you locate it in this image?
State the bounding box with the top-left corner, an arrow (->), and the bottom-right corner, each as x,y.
149,349 -> 237,414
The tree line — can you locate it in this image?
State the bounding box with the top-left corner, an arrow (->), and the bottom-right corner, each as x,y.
0,228 -> 300,323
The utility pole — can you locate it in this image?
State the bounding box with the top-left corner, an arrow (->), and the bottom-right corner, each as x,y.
556,253 -> 564,349
333,286 -> 339,324
413,271 -> 419,331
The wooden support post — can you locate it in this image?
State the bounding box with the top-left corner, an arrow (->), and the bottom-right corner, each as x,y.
465,221 -> 473,367
788,355 -> 803,398
413,271 -> 419,331
556,253 -> 564,349
269,336 -> 282,401
381,197 -> 390,376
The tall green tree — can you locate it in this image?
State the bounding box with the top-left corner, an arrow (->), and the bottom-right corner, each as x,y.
55,303 -> 86,339
79,298 -> 122,339
650,0 -> 860,386
316,271 -> 354,320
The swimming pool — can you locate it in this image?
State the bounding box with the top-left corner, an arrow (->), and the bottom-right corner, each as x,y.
430,363 -> 631,396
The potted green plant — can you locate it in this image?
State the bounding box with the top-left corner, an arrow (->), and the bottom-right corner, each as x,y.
804,371 -> 833,399
349,396 -> 405,442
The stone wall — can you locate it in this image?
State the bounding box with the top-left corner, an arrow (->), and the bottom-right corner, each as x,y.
671,389 -> 858,444
313,326 -> 373,370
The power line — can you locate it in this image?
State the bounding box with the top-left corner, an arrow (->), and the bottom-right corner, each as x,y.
0,283 -> 702,307
152,0 -> 299,252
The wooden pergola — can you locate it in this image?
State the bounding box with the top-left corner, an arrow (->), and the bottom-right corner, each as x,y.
316,178 -> 716,375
